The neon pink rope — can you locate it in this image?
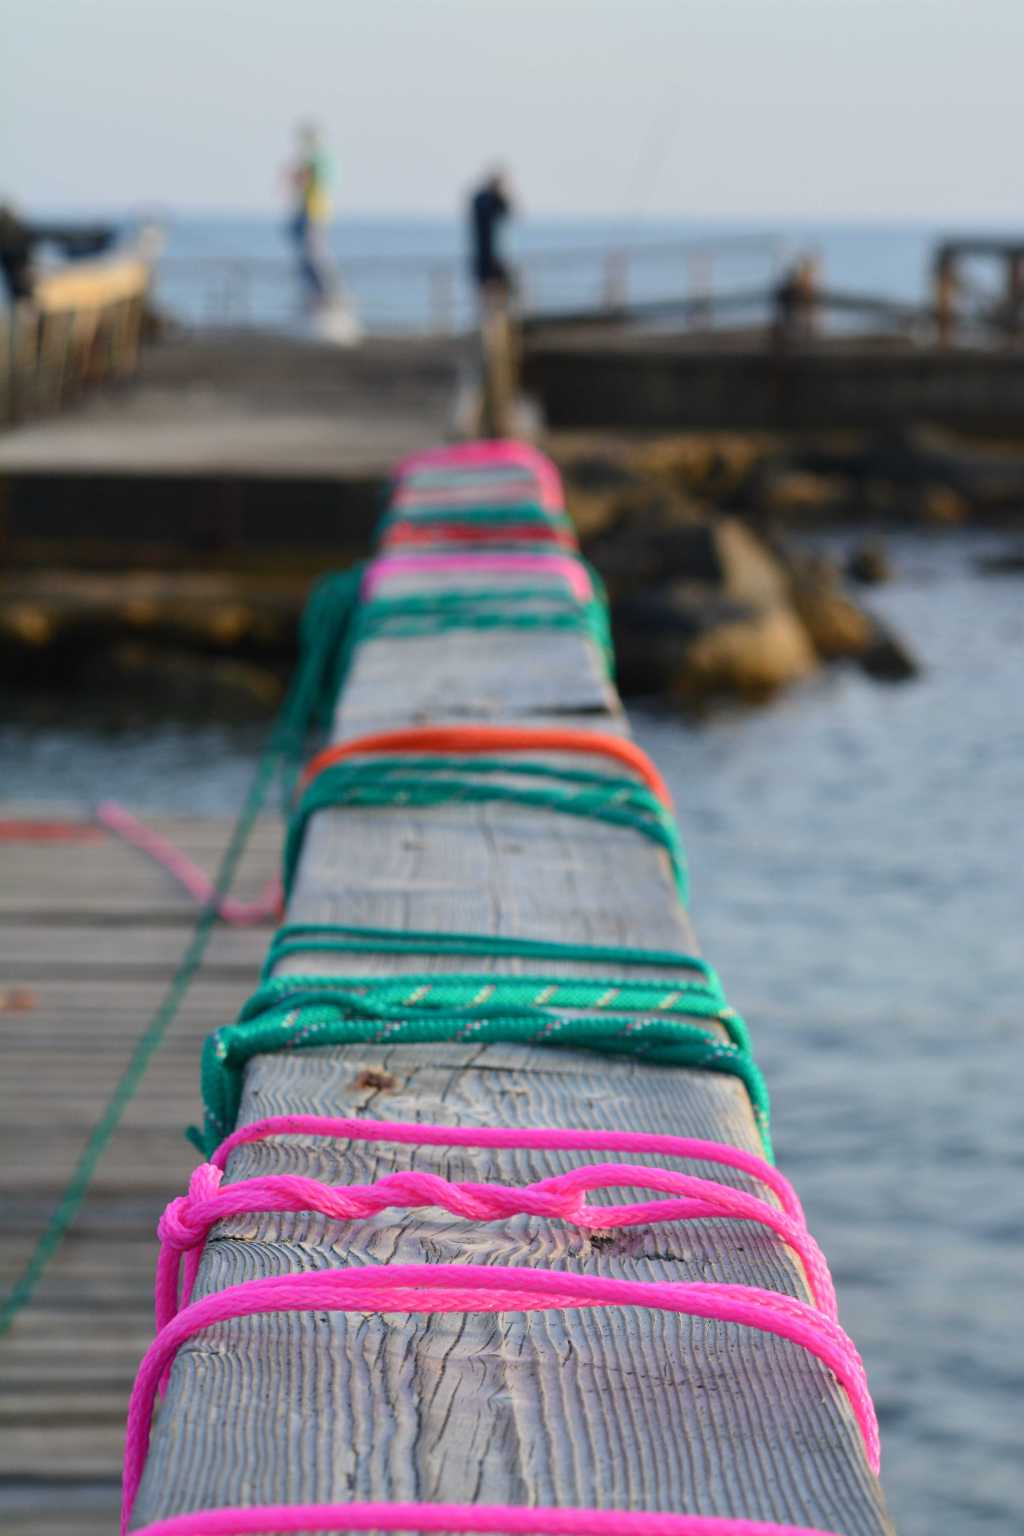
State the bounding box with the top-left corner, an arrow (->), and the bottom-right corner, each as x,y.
209,1118 -> 804,1217
395,438 -> 563,488
361,553 -> 593,603
156,1159 -> 836,1334
392,479 -> 563,512
160,1116 -> 827,1332
127,1501 -> 842,1536
123,1264 -> 877,1532
95,801 -> 281,926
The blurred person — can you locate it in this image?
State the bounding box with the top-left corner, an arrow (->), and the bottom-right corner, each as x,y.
468,169 -> 513,305
287,122 -> 333,307
773,253 -> 819,348
0,204 -> 34,305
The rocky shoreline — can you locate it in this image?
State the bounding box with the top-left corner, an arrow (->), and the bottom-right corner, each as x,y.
9,423 -> 1024,716
552,433 -> 932,710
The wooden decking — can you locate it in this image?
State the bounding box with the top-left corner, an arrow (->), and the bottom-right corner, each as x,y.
0,811 -> 281,1534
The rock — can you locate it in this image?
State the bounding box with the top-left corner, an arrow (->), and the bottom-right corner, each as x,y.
761,468 -> 848,521
611,589 -> 754,695
918,482 -> 970,525
672,604 -> 818,708
591,514 -> 787,607
976,546 -> 1024,576
564,453 -> 641,493
0,603 -> 53,648
604,517 -> 814,706
634,434 -> 776,501
790,582 -> 875,661
561,453 -> 648,541
859,621 -> 919,682
846,540 -> 891,585
706,519 -> 790,607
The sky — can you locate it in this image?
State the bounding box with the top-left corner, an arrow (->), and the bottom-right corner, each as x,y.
3,0 -> 1023,224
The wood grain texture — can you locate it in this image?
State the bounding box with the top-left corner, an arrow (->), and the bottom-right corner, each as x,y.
0,810 -> 282,1522
130,561 -> 895,1533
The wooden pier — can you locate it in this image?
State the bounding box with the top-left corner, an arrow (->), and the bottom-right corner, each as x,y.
3,441 -> 894,1536
0,811 -> 279,1534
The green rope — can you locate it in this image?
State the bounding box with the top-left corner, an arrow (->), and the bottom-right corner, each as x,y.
196,977 -> 770,1160
243,975 -> 749,1042
284,757 -> 688,904
381,503 -> 573,528
351,588 -> 613,674
262,922 -> 718,984
0,566 -> 363,1336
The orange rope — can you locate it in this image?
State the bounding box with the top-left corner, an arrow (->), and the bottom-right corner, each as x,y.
0,819 -> 105,842
301,726 -> 673,808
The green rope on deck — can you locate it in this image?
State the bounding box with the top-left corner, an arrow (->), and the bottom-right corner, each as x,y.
195,974 -> 770,1161
0,565 -> 363,1336
350,588 -> 613,674
261,922 -> 718,984
381,503 -> 573,528
283,756 -> 687,904
245,974 -> 749,1042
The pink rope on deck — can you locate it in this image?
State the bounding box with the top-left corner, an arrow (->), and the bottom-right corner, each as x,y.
209,1117 -> 804,1214
395,438 -> 563,494
127,1501 -> 843,1536
95,801 -> 281,926
361,552 -> 593,602
156,1154 -> 836,1335
392,478 -> 563,511
123,1264 -> 877,1534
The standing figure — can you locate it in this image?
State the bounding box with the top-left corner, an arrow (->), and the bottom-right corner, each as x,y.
287,123 -> 333,308
469,170 -> 513,304
0,205 -> 34,306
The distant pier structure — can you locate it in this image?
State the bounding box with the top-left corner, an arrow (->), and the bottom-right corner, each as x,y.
1,229 -> 157,425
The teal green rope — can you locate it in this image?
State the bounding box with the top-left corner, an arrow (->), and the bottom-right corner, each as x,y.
262,923 -> 717,984
351,588 -> 613,675
197,978 -> 770,1160
243,975 -> 749,1044
0,564 -> 363,1336
284,757 -> 687,904
381,503 -> 572,529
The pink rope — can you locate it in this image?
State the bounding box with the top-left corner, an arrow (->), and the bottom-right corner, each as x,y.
395,438 -> 563,490
361,553 -> 593,603
156,1160 -> 836,1334
392,479 -> 563,512
159,1117 -> 829,1336
209,1118 -> 805,1217
95,801 -> 280,926
127,1500 -> 842,1536
123,1264 -> 878,1532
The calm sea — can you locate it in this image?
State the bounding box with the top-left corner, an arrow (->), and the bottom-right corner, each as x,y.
139,213 -> 961,334
2,532 -> 1020,1535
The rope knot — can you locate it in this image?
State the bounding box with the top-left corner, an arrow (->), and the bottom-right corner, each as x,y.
157,1164 -> 224,1249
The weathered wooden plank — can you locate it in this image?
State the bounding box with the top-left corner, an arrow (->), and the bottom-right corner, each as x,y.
0,809 -> 288,1536
0,922 -> 269,975
133,544 -> 893,1534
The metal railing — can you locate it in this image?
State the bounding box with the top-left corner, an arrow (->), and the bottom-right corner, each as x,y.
154,233 -> 784,337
